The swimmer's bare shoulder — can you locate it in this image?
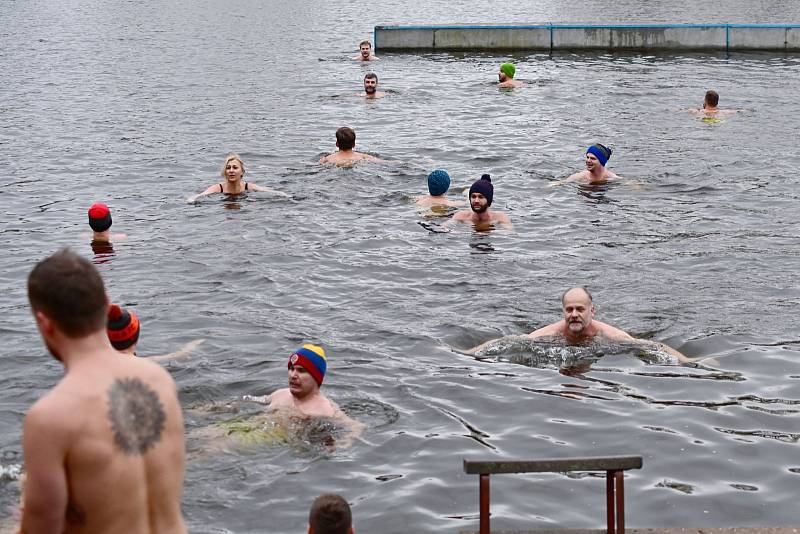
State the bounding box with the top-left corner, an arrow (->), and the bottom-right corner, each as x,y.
22,357 -> 186,534
527,322 -> 564,339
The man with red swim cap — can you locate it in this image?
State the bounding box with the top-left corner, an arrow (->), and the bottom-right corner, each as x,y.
87,202 -> 126,244
265,344 -> 342,417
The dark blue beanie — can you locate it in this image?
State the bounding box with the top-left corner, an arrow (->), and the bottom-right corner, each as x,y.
586,144 -> 612,167
427,170 -> 451,196
469,174 -> 494,206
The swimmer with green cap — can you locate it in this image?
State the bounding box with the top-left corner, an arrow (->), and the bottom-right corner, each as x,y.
498,62 -> 523,88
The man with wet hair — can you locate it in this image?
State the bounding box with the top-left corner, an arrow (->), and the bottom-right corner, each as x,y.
465,286 -> 689,362
319,127 -> 384,166
360,72 -> 387,98
352,40 -> 378,61
703,89 -> 720,110
23,248 -> 187,533
308,493 -> 354,534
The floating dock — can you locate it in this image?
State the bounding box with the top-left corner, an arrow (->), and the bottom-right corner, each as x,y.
373,24 -> 800,52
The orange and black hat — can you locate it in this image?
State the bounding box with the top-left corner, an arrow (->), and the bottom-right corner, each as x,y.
88,203 -> 112,232
107,304 -> 140,351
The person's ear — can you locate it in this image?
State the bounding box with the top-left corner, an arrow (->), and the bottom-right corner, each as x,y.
35,310 -> 54,336
590,305 -> 596,317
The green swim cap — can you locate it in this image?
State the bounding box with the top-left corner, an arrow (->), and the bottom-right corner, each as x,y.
500,63 -> 516,78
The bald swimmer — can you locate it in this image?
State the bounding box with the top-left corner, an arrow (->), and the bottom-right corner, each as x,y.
465,287 -> 690,363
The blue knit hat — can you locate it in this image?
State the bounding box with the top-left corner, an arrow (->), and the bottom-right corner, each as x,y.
469,174 -> 494,206
586,144 -> 612,167
427,170 -> 451,196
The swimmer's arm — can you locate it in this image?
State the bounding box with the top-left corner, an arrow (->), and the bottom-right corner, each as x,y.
634,339 -> 692,364
148,339 -> 205,363
187,184 -> 221,203
496,213 -> 514,230
462,335 -> 531,355
20,408 -> 68,533
247,184 -> 291,198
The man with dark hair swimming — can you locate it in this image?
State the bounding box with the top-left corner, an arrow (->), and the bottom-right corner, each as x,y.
450,174 -> 513,229
319,127 -> 384,166
360,72 -> 387,99
352,40 -> 378,61
308,493 -> 354,534
464,286 -> 690,362
565,144 -> 619,184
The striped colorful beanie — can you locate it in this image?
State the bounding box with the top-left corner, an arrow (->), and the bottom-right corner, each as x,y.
288,344 -> 327,386
107,304 -> 140,351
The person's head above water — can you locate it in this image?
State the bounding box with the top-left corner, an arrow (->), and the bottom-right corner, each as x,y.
469,174 -> 494,212
363,72 -> 378,94
586,143 -> 612,168
28,249 -> 108,357
88,203 -> 112,233
427,169 -> 451,196
288,344 -> 327,398
309,493 -> 353,534
359,40 -> 372,59
335,127 -> 356,151
107,303 -> 140,354
560,287 -> 596,336
498,63 -> 516,81
704,90 -> 719,109
220,153 -> 245,182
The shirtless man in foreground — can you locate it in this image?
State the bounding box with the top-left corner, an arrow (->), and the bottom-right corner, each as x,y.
465,286 -> 690,363
450,174 -> 513,230
22,249 -> 186,533
319,127 -> 384,166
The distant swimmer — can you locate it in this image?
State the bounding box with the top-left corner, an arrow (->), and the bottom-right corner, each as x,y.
688,89 -> 745,118
87,202 -> 126,243
308,493 -> 354,534
414,170 -> 464,208
24,249 -> 187,533
497,63 -> 523,88
360,72 -> 387,98
187,153 -> 288,203
352,40 -> 378,61
450,174 -> 513,230
564,144 -> 619,184
107,303 -> 204,362
465,286 -> 691,363
319,127 -> 385,166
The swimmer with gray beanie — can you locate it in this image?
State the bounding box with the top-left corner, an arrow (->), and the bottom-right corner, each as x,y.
450,174 -> 513,230
565,143 -> 620,184
414,169 -> 465,208
498,62 -> 523,88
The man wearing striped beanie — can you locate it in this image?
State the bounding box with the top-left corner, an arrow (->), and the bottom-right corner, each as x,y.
266,344 -> 340,417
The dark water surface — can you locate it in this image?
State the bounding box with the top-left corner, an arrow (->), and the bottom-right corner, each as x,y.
2,1 -> 800,533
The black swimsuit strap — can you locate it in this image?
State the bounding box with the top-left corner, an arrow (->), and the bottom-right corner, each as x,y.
218,183 -> 224,193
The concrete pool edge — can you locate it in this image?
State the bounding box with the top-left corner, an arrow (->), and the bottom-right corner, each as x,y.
373,24 -> 800,52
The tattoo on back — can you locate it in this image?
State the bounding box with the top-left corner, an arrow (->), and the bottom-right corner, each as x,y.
107,377 -> 166,455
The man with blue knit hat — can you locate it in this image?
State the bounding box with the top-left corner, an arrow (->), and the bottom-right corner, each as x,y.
415,169 -> 464,208
451,174 -> 513,229
567,143 -> 619,184
268,344 -> 341,417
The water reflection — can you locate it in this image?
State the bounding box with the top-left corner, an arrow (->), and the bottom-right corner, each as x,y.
90,240 -> 115,264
